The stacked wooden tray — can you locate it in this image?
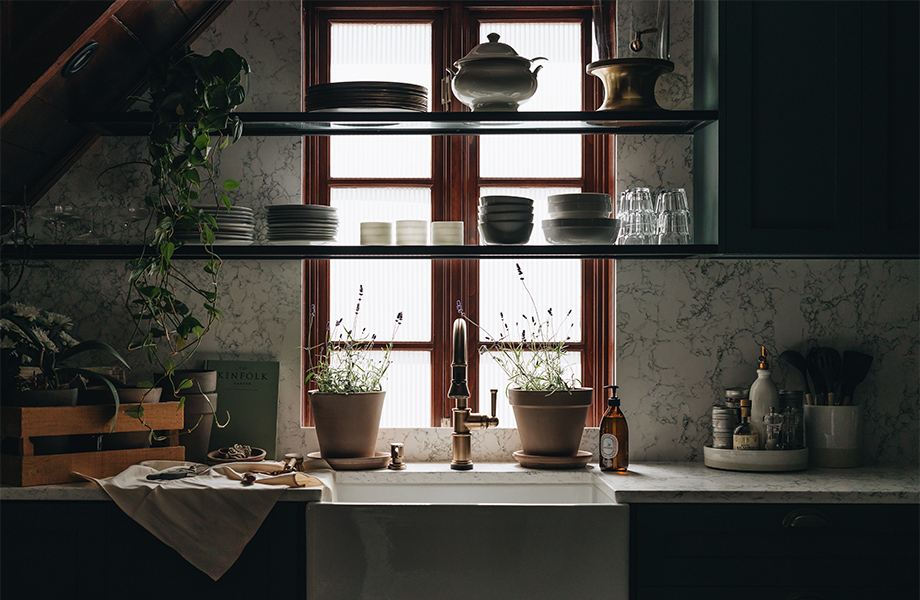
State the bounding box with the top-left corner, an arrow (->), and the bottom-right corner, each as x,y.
1,402 -> 185,486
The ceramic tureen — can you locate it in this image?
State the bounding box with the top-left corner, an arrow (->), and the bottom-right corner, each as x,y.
447,33 -> 546,112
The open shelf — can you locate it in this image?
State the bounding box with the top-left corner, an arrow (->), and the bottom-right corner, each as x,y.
83,110 -> 718,137
5,244 -> 720,260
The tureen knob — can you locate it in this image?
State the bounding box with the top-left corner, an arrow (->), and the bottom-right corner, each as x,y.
487,32 -> 500,43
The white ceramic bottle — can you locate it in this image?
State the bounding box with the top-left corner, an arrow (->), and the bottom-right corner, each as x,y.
748,346 -> 779,450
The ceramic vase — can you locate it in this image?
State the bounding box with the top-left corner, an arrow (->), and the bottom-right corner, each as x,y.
509,388 -> 593,456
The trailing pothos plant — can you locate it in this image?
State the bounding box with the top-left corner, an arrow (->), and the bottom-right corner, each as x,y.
125,45 -> 249,419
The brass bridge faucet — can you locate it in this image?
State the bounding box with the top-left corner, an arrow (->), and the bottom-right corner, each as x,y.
449,318 -> 499,470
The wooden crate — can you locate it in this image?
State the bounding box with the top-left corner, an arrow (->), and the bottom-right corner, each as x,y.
1,402 -> 185,486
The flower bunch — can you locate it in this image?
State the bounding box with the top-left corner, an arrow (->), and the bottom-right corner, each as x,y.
0,299 -> 129,395
305,286 -> 403,394
458,263 -> 579,392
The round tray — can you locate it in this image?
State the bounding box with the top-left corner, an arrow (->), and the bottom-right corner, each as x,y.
307,451 -> 390,471
703,445 -> 808,472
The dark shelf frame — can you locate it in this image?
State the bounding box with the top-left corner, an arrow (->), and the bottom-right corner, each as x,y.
82,110 -> 718,136
4,244 -> 720,260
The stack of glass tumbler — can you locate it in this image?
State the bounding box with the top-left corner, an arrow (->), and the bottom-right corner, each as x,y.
616,187 -> 691,245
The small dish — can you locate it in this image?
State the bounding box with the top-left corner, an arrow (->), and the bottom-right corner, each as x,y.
207,447 -> 267,464
307,451 -> 390,470
512,450 -> 593,470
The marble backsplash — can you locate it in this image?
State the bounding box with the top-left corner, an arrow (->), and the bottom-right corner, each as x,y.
9,1 -> 918,465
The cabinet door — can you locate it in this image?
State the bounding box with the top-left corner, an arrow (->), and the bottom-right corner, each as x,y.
859,0 -> 919,255
721,1 -> 864,255
632,503 -> 920,595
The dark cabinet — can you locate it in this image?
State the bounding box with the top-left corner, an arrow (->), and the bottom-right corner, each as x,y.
706,0 -> 919,256
631,503 -> 920,599
0,500 -> 307,600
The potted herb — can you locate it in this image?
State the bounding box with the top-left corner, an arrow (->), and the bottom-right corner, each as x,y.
305,286 -> 402,458
459,263 -> 592,457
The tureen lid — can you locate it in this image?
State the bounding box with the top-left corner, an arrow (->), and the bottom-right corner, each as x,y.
455,33 -> 532,65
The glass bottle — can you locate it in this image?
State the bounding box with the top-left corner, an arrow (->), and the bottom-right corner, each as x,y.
600,385 -> 629,471
749,346 -> 779,450
733,415 -> 759,450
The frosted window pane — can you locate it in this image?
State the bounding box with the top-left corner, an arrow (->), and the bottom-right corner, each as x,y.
480,134 -> 580,179
330,188 -> 431,342
478,258 -> 582,344
480,186 -> 580,245
330,260 -> 429,342
478,22 -> 581,178
330,136 -> 430,179
331,187 -> 430,246
477,23 -> 581,112
479,351 -> 582,429
330,23 -> 431,178
377,351 -> 431,428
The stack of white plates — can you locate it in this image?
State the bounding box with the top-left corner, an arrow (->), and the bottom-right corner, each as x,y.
267,205 -> 338,244
305,81 -> 428,112
174,206 -> 254,245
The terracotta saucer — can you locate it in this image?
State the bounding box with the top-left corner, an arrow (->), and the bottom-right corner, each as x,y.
512,450 -> 593,470
207,447 -> 267,464
307,451 -> 390,471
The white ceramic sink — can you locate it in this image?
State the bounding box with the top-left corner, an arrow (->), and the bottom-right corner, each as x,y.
307,473 -> 629,600
332,480 -> 617,504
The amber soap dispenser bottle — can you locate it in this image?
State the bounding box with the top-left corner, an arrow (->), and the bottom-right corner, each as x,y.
599,385 -> 629,471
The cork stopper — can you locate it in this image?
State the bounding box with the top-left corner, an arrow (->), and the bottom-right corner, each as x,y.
758,346 -> 770,370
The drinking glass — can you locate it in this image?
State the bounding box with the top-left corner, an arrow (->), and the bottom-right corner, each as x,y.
656,211 -> 690,245
655,188 -> 689,213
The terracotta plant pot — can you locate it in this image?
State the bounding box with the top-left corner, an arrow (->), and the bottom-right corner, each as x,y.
509,388 -> 593,456
156,369 -> 217,397
309,391 -> 385,458
179,392 -> 218,464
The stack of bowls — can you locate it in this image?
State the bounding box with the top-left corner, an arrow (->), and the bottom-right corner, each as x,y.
542,193 -> 619,245
396,220 -> 428,245
431,221 -> 464,245
478,195 -> 534,245
360,222 -> 393,245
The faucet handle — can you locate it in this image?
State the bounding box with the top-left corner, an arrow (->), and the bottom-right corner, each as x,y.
490,389 -> 498,417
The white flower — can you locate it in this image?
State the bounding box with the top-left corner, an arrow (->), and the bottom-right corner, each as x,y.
32,328 -> 59,353
45,312 -> 73,329
0,337 -> 15,349
59,332 -> 79,348
12,303 -> 41,321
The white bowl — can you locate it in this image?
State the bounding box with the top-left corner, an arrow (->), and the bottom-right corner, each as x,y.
479,204 -> 535,215
480,214 -> 534,223
479,195 -> 533,206
547,193 -> 611,207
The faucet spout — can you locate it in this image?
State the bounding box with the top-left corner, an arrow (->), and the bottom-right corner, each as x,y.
449,318 -> 498,470
447,318 -> 470,408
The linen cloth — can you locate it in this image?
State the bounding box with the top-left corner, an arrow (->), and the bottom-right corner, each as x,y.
79,461 -> 332,580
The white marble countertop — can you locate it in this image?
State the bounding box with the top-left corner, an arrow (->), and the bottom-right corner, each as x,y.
3,462 -> 916,504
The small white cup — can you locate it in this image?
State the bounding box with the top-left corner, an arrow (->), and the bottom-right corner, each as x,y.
360,222 -> 392,245
804,405 -> 863,467
431,221 -> 464,245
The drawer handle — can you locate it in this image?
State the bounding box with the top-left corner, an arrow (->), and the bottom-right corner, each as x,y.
785,594 -> 829,600
782,508 -> 829,528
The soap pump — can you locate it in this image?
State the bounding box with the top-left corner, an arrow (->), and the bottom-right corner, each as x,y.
748,346 -> 779,450
599,385 -> 629,471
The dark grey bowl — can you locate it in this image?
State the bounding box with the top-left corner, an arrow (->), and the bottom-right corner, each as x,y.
479,221 -> 533,245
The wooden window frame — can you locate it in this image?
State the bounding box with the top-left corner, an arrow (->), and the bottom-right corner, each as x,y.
302,2 -> 614,427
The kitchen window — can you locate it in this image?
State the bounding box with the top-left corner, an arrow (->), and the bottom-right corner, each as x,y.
303,2 -> 613,427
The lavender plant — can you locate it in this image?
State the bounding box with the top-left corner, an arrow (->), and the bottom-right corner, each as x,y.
305,286 -> 403,394
458,263 -> 580,392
